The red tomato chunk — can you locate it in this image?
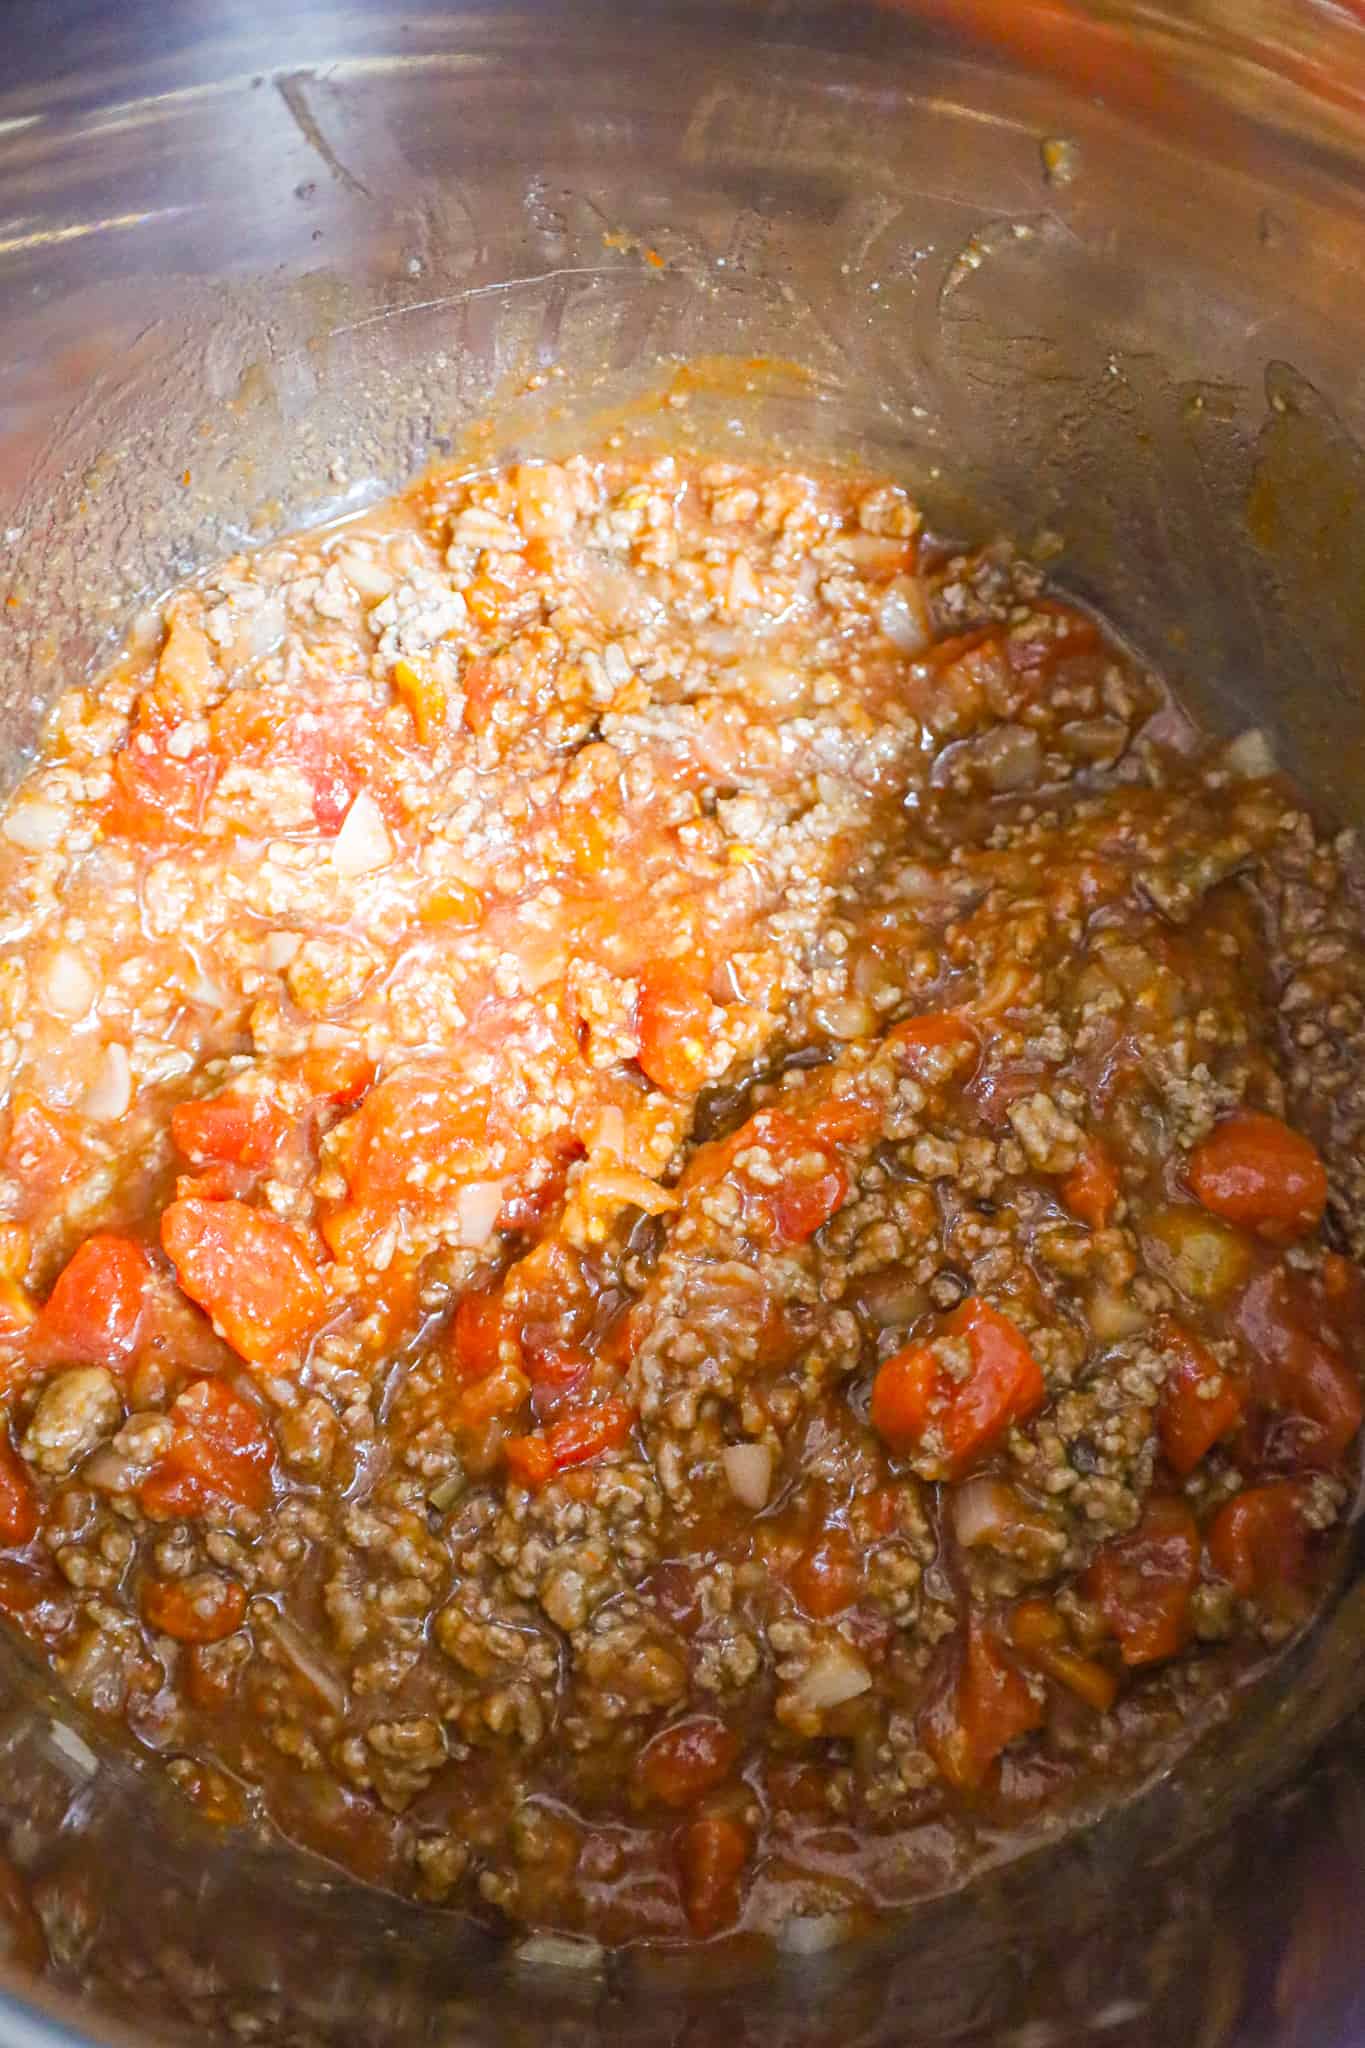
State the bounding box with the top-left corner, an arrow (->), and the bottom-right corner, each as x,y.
161,1200 -> 326,1367
872,1296 -> 1045,1477
28,1235 -> 150,1373
1082,1498 -> 1200,1666
1188,1112 -> 1327,1238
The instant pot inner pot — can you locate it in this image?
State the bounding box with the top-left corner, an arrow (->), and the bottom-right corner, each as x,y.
1,5 -> 1364,2045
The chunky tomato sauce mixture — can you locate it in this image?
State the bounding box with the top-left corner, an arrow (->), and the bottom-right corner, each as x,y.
0,451 -> 1359,1945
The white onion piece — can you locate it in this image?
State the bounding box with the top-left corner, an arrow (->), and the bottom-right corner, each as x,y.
791,1642 -> 872,1713
260,930 -> 302,971
2,799 -> 66,851
879,574 -> 931,654
513,1934 -> 605,1974
723,1442 -> 773,1510
332,791 -> 393,877
1223,726 -> 1277,778
578,1167 -> 679,1218
953,1477 -> 1022,1549
46,1720 -> 98,1781
452,1180 -> 506,1249
260,1609 -> 347,1715
339,554 -> 394,601
80,1042 -> 132,1122
778,1913 -> 854,1955
812,996 -> 875,1041
588,1103 -> 626,1162
41,946 -> 96,1019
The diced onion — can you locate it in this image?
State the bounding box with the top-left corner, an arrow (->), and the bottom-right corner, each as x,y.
1223,726 -> 1277,779
80,1042 -> 133,1122
260,930 -> 302,971
879,574 -> 932,654
337,553 -> 394,602
2,799 -> 66,851
587,1104 -> 627,1162
578,1168 -> 679,1218
259,1608 -> 347,1715
513,1933 -> 605,1974
332,791 -> 394,877
791,1642 -> 872,1713
953,1476 -> 1054,1551
812,996 -> 875,1041
452,1180 -> 506,1249
778,1912 -> 854,1955
723,1442 -> 773,1510
953,1477 -> 1018,1549
41,946 -> 96,1018
46,1720 -> 98,1781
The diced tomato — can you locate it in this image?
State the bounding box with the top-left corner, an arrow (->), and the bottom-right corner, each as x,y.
675,1816 -> 751,1938
392,658 -> 446,744
27,1234 -> 151,1374
683,1097 -> 877,1248
1207,1481 -> 1313,1604
1157,1322 -> 1246,1476
526,1342 -> 590,1422
504,1397 -> 633,1489
0,1438 -> 38,1547
635,961 -> 717,1096
920,1613 -> 1044,1794
105,711 -> 220,843
1009,1599 -> 1118,1713
503,1432 -> 555,1487
790,1526 -> 860,1619
1188,1112 -> 1327,1238
633,1717 -> 740,1810
547,1397 -> 633,1470
418,880 -> 483,929
171,1096 -> 288,1173
320,1065 -> 512,1264
1082,1497 -> 1200,1666
771,1168 -> 847,1246
454,1356 -> 530,1428
139,1377 -> 275,1520
871,1296 -> 1045,1478
308,755 -> 359,834
141,1572 -> 246,1644
449,1290 -> 520,1386
300,1046 -> 376,1109
462,655 -> 499,733
175,1164 -> 256,1204
1237,1267 -> 1363,1466
1060,1140 -> 1120,1231
562,808 -> 613,879
2,1095 -> 82,1217
0,1563 -> 48,1615
885,1012 -> 980,1087
161,1199 -> 326,1366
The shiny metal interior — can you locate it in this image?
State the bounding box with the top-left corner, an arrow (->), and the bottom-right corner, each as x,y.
1,3 -> 1365,2043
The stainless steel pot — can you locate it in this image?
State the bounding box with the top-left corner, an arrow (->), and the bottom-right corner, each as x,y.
1,4 -> 1365,2042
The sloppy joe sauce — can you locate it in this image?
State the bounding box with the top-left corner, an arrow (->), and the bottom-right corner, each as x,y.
0,451 -> 1358,1944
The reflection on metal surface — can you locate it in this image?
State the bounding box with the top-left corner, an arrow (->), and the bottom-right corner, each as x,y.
0,210 -> 192,258
0,3 -> 1363,2045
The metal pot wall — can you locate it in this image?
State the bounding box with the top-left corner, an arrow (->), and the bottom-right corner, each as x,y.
0,4 -> 1364,2043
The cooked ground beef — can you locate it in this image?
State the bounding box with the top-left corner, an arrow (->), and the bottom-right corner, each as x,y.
0,450 -> 1357,1947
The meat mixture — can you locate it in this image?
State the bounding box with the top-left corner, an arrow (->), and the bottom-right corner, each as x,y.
0,449 -> 1359,1948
